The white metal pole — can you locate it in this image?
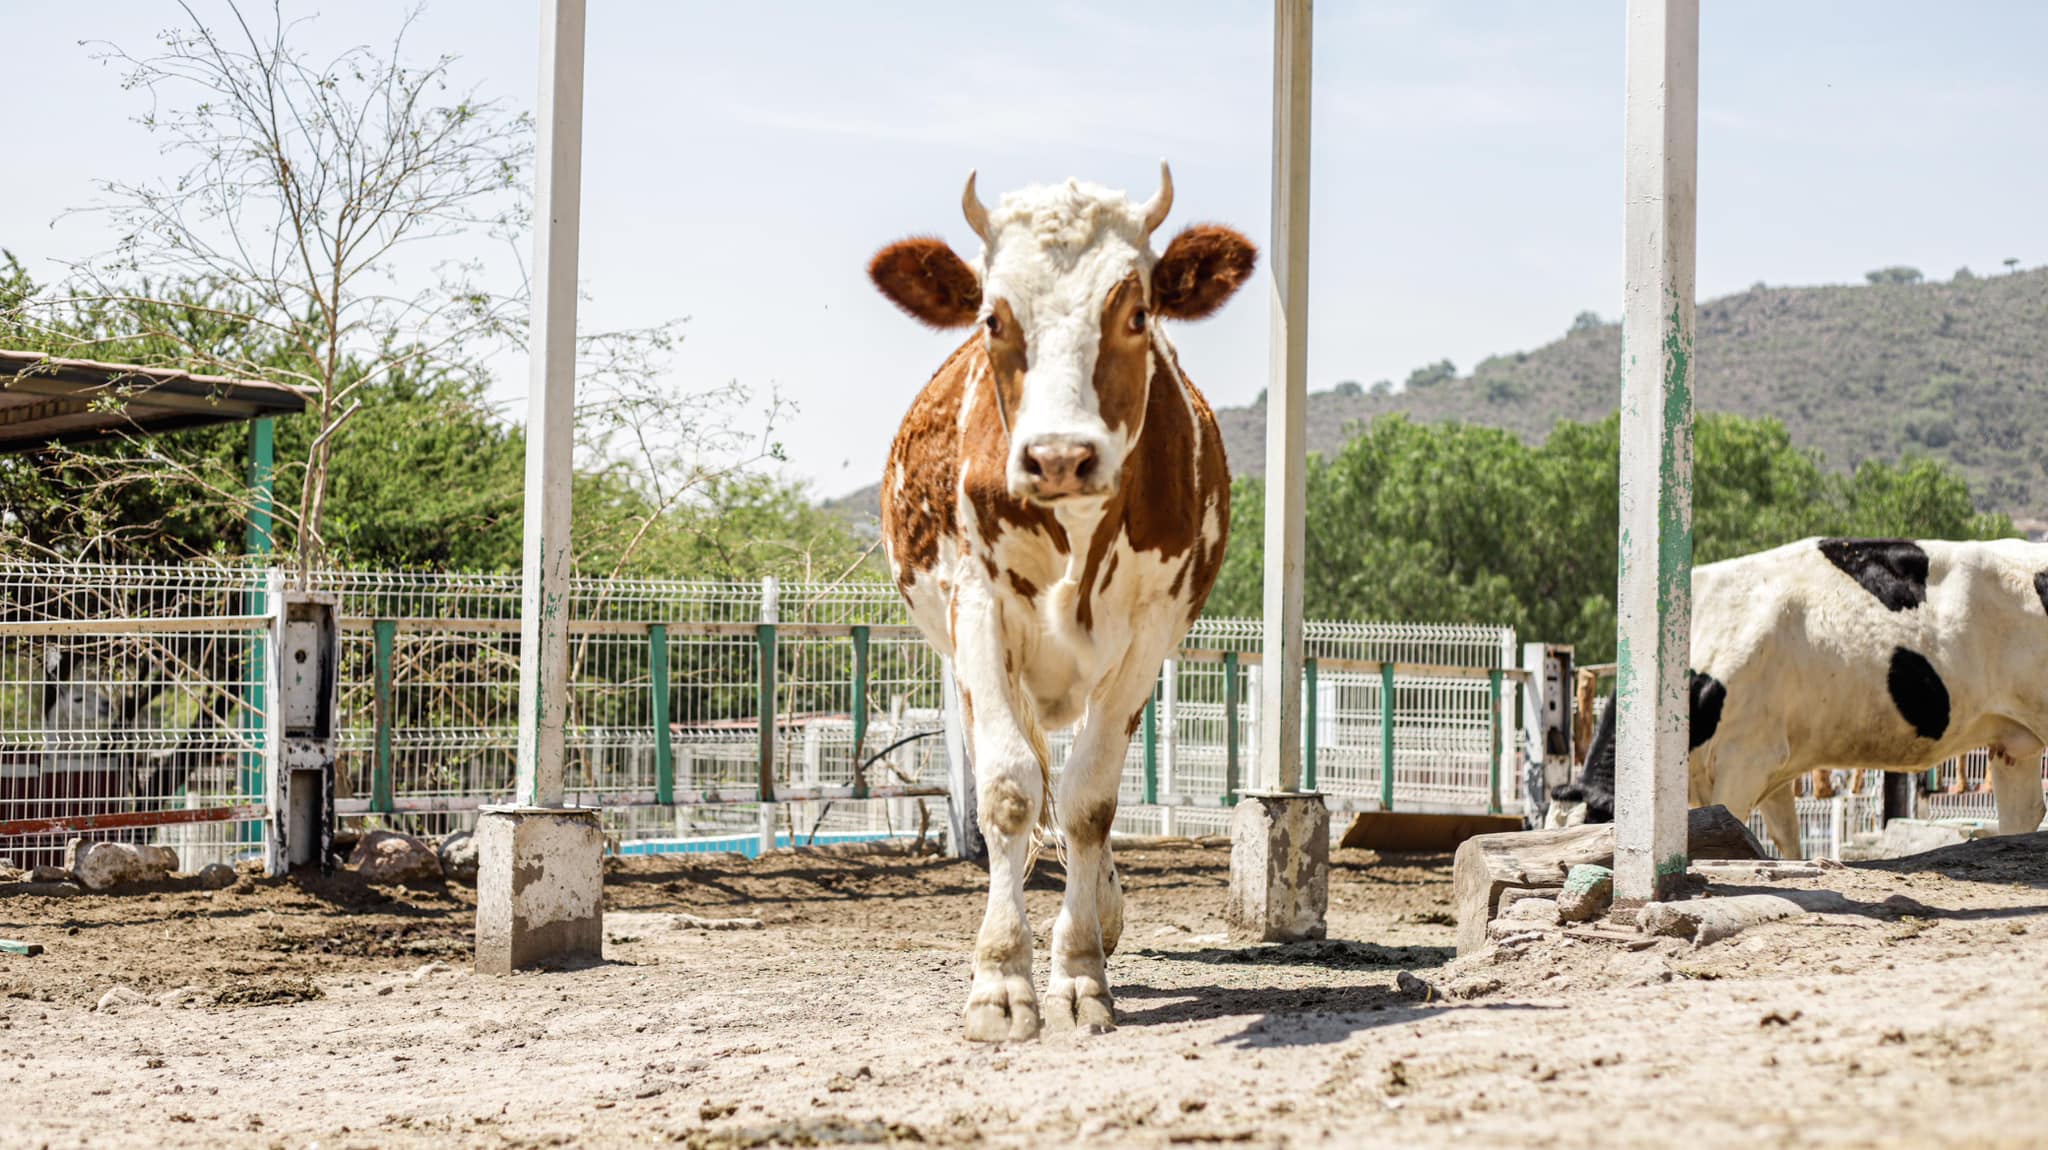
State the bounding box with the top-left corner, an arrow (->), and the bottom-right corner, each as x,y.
1614,0 -> 1698,904
514,0 -> 586,810
1258,0 -> 1312,796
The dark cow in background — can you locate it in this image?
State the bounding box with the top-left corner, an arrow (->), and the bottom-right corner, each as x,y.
1548,538 -> 2048,858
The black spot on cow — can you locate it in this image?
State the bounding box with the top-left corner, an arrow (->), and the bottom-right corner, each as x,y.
1886,647 -> 1949,740
1689,671 -> 1725,750
1817,538 -> 1929,612
2035,568 -> 2048,616
1552,679 -> 1721,826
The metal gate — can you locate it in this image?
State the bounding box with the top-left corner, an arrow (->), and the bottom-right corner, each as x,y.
0,564 -> 278,869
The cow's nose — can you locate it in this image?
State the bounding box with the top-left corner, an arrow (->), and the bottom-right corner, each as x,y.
1022,440 -> 1099,497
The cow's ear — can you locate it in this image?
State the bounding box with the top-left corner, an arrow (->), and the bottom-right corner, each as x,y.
1152,225 -> 1258,321
869,237 -> 982,328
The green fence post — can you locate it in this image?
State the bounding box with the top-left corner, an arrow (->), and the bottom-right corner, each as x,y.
1303,657 -> 1319,792
371,619 -> 396,815
851,625 -> 870,800
1142,681 -> 1159,805
757,622 -> 778,803
1223,652 -> 1240,804
1379,663 -> 1396,812
650,623 -> 673,806
238,575 -> 268,845
1488,668 -> 1504,814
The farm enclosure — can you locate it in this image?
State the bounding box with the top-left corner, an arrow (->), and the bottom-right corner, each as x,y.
5,836 -> 2048,1148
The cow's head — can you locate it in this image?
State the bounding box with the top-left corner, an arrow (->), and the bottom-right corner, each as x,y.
870,164 -> 1256,504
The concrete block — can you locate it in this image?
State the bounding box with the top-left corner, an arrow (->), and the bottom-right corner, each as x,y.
1873,819 -> 1990,860
1225,792 -> 1329,943
475,807 -> 604,975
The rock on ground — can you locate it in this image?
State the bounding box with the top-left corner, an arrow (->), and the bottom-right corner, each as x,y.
74,842 -> 179,892
195,862 -> 238,889
350,831 -> 443,885
95,985 -> 150,1013
437,831 -> 479,883
1557,864 -> 1614,922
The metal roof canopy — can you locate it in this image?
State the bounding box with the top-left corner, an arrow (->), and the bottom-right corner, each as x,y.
0,349 -> 309,454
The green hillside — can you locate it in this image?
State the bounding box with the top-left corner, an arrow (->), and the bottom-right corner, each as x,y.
1216,266 -> 2048,527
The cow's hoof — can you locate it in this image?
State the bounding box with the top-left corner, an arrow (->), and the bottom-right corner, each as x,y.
964,976 -> 1040,1043
1047,976 -> 1116,1035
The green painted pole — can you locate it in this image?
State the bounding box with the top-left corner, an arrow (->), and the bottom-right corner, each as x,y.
1488,669 -> 1504,815
239,419 -> 275,845
1223,652 -> 1240,805
1379,663 -> 1396,812
1142,684 -> 1159,805
244,417 -> 274,556
756,623 -> 778,803
650,624 -> 673,806
371,620 -> 396,815
850,625 -> 870,800
1303,657 -> 1319,792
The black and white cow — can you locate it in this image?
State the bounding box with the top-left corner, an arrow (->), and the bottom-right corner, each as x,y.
1548,537 -> 2048,857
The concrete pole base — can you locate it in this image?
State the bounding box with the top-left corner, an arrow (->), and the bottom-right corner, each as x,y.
1225,792 -> 1330,943
475,806 -> 604,975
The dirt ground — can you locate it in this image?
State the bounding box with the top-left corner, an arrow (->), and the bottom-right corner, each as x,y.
5,835 -> 2048,1149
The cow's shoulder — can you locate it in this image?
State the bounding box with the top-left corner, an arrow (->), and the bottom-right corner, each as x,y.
883,336 -> 979,589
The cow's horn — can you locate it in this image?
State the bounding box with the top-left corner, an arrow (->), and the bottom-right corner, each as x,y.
1140,160 -> 1174,237
962,170 -> 993,244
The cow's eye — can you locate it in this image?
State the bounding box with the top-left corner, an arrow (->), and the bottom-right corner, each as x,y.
984,312 -> 1002,338
1128,308 -> 1148,334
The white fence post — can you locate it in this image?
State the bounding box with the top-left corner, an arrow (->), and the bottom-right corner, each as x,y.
1614,0 -> 1699,904
261,566 -> 287,876
1257,0 -> 1313,798
512,0 -> 587,813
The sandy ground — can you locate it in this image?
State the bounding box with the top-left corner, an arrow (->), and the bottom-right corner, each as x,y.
4,836 -> 2048,1149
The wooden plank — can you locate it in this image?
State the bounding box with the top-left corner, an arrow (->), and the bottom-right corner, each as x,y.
0,803 -> 265,838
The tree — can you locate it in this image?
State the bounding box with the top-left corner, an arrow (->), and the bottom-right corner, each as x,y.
2005,258 -> 2021,274
1404,359 -> 1456,390
6,3 -> 802,580
1330,380 -> 1365,398
1570,310 -> 1604,333
1864,266 -> 1924,286
1208,413 -> 2013,662
1953,266 -> 1976,282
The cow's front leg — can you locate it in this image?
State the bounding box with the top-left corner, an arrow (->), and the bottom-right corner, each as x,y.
1045,673 -> 1152,1033
953,605 -> 1044,1042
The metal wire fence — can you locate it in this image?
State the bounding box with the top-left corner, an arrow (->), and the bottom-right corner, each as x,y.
1,563 -> 1528,861
0,564 -> 274,868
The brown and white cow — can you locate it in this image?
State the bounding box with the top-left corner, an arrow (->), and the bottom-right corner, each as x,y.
868,165 -> 1253,1041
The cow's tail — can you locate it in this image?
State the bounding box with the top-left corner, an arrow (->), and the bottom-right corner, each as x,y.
1004,675 -> 1063,875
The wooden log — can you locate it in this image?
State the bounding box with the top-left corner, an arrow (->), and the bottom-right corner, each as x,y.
1639,889 -> 1852,947
1452,805 -> 1767,954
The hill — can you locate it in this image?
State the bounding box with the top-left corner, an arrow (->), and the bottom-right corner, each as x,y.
829,267 -> 2048,530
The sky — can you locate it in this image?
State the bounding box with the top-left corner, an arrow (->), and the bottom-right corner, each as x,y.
6,1 -> 2045,499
